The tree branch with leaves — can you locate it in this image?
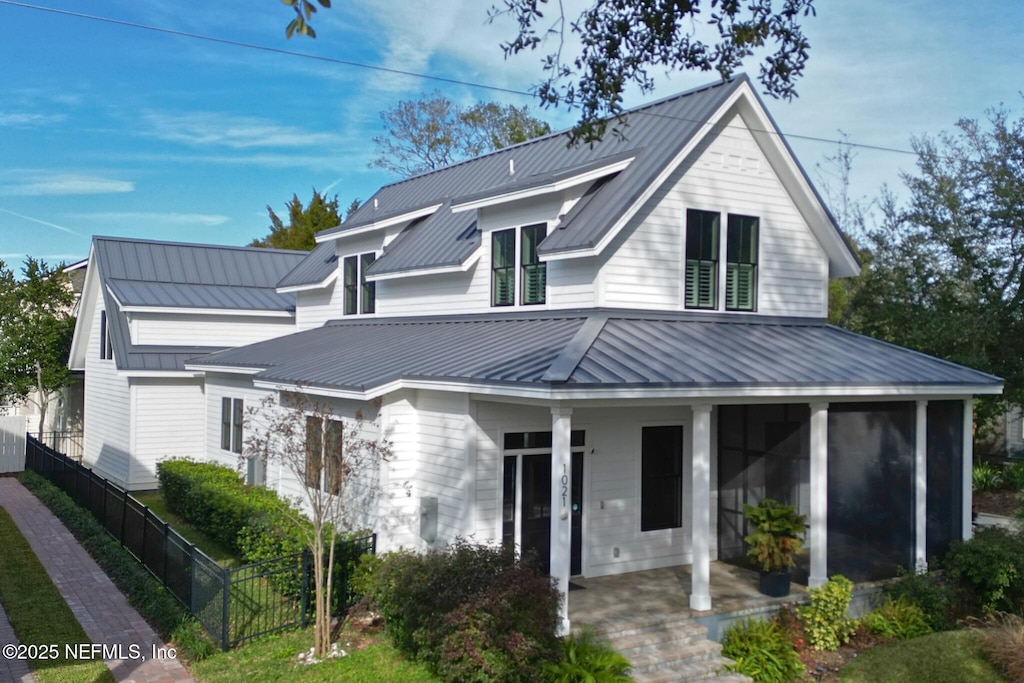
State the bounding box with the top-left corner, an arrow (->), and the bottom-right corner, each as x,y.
243,390 -> 391,658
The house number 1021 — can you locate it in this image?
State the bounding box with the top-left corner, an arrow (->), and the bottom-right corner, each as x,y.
561,464 -> 569,508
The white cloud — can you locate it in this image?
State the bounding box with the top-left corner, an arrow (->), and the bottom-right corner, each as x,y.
1,173 -> 134,197
0,111 -> 68,127
140,111 -> 342,149
71,212 -> 231,227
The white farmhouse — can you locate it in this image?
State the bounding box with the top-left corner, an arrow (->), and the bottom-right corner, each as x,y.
71,76 -> 1003,633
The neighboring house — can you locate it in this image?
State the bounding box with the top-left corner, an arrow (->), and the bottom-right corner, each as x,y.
68,239 -> 307,489
979,404 -> 1024,459
72,75 -> 1003,633
1,258 -> 88,450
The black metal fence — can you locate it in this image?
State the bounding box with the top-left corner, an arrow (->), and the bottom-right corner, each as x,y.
24,436 -> 376,649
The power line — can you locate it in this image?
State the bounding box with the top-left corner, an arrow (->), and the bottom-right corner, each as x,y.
0,0 -> 924,159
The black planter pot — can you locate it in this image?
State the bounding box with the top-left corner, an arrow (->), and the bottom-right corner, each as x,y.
758,570 -> 791,597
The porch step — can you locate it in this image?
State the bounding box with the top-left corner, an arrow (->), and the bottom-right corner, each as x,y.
581,616 -> 751,683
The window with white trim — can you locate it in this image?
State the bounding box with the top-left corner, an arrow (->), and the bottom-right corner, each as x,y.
343,253 -> 376,315
220,397 -> 243,454
99,310 -> 113,360
491,223 -> 547,307
305,416 -> 342,495
641,425 -> 683,531
685,210 -> 759,311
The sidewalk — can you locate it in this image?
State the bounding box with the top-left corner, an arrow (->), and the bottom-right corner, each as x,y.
0,478 -> 194,683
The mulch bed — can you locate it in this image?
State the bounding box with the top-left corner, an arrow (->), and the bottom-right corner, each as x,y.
974,489 -> 1022,517
797,626 -> 890,682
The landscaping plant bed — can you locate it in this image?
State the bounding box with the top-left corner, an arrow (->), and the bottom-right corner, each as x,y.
797,625 -> 890,681
974,489 -> 1021,517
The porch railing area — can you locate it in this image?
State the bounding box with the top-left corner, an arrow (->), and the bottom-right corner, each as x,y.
23,435 -> 375,649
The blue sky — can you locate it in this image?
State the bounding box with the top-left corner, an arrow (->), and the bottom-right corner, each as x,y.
0,0 -> 1021,264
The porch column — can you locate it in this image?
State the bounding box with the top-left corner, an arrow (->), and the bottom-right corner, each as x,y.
962,398 -> 974,540
809,402 -> 829,588
550,405 -> 573,636
915,400 -> 928,571
690,404 -> 712,611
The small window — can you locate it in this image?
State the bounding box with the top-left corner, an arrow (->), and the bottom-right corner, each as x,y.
520,224 -> 547,306
685,210 -> 719,309
726,215 -> 758,311
502,456 -> 516,549
305,416 -> 343,495
343,255 -> 358,315
641,425 -> 683,531
221,397 -> 244,453
99,310 -> 113,360
492,229 -> 515,306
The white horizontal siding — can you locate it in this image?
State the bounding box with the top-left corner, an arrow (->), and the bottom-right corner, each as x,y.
548,257 -> 597,309
130,379 -> 205,489
130,313 -> 295,347
376,267 -> 490,317
82,297 -> 131,487
296,281 -> 341,331
599,112 -> 828,317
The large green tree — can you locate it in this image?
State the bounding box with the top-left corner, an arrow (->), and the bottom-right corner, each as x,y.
0,257 -> 76,436
278,1 -> 815,144
250,189 -> 354,251
832,108 -> 1024,421
372,93 -> 551,178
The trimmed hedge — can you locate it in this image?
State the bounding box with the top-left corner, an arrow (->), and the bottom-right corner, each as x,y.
157,459 -> 292,557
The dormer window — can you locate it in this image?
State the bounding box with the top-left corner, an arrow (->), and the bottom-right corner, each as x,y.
343,253 -> 376,315
99,310 -> 113,360
492,224 -> 547,307
685,209 -> 759,312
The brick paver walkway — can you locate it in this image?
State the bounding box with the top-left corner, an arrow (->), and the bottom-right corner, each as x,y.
0,598 -> 35,682
0,478 -> 193,683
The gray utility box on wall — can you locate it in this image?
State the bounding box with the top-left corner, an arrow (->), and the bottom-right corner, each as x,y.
420,496 -> 438,543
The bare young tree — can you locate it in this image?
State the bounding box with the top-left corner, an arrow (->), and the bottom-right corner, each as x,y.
243,390 -> 391,658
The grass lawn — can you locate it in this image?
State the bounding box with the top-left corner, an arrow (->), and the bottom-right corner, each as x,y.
0,505 -> 114,683
133,490 -> 241,567
190,626 -> 438,683
840,629 -> 1004,683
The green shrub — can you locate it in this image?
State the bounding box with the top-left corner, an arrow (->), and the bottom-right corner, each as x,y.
798,575 -> 856,651
545,626 -> 632,683
973,461 -> 1003,492
863,597 -> 932,639
721,618 -> 804,683
1001,462 -> 1024,492
943,527 -> 1024,614
882,570 -> 956,631
363,540 -> 559,676
170,616 -> 217,661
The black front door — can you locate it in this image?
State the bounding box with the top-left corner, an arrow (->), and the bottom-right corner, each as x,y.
520,452 -> 584,577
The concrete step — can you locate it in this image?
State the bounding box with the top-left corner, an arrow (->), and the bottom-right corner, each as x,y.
630,654 -> 745,682
629,639 -> 721,673
585,613 -> 706,639
613,621 -> 712,657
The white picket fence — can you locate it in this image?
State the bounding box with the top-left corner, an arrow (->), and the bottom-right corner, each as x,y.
0,415 -> 27,473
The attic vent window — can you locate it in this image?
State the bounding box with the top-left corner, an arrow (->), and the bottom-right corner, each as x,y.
373,198 -> 379,210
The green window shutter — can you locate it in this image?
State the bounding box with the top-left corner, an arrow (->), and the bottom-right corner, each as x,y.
686,259 -> 716,309
726,215 -> 758,311
520,224 -> 547,305
726,262 -> 755,311
491,229 -> 516,306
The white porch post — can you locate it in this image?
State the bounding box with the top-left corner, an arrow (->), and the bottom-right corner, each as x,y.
915,400 -> 928,571
962,398 -> 974,540
690,404 -> 712,611
550,405 -> 573,636
809,402 -> 829,588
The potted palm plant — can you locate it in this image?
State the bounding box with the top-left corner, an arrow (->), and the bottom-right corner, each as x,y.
743,498 -> 807,597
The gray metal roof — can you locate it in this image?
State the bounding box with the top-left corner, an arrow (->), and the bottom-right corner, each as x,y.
108,279 -> 295,311
276,241 -> 338,289
92,237 -> 308,371
191,309 -> 1002,396
367,205 -> 479,277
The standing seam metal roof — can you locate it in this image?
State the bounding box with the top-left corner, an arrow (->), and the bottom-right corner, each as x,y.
189,309 -> 1002,395
92,237 -> 308,371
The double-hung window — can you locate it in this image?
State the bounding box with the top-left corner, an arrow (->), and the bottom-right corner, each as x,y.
685,210 -> 719,309
685,209 -> 759,311
99,310 -> 113,360
491,223 -> 547,307
343,253 -> 376,315
726,215 -> 758,311
220,397 -> 243,454
305,416 -> 343,495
